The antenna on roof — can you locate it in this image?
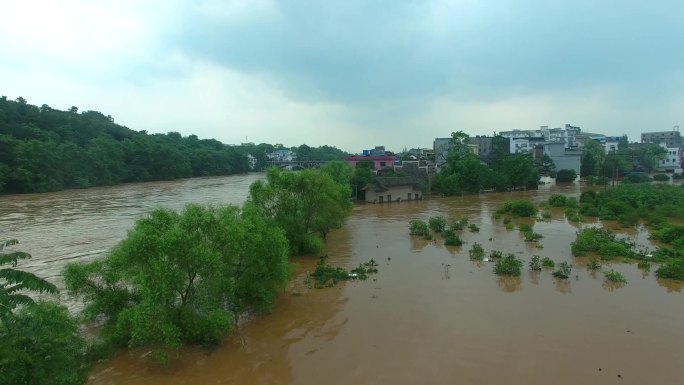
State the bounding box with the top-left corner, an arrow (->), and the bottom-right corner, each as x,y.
675,123 -> 680,132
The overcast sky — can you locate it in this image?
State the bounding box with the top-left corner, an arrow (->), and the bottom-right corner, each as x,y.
1,0 -> 683,153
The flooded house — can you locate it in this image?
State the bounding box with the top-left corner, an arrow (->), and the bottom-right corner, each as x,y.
363,176 -> 423,203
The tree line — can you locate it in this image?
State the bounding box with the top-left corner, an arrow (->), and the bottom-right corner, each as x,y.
433,131 -> 540,195
0,96 -> 349,194
1,163 -> 353,384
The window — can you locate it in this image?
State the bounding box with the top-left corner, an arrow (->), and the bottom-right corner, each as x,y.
408,193 -> 412,200
387,194 -> 392,202
380,161 -> 386,167
379,195 -> 384,203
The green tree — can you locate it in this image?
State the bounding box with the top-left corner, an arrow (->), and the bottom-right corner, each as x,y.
556,169 -> 577,182
64,204 -> 290,360
580,139 -> 606,177
618,135 -> 629,150
249,168 -> 353,254
0,239 -> 58,322
351,160 -> 374,200
0,301 -> 86,385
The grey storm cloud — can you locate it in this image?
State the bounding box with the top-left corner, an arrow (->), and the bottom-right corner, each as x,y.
169,0 -> 684,104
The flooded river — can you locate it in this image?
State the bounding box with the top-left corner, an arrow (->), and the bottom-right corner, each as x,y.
2,176 -> 683,385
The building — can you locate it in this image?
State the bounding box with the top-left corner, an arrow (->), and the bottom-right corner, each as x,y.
641,129 -> 682,148
603,136 -> 621,154
543,142 -> 581,176
500,124 -> 582,151
433,137 -> 452,170
657,143 -> 682,171
363,176 -> 423,203
345,155 -> 396,170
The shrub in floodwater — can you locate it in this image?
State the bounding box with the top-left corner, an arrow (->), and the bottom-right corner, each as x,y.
541,257 -> 555,268
566,197 -> 578,208
518,223 -> 533,232
656,258 -> 684,281
571,228 -> 635,259
498,200 -> 537,217
549,194 -> 568,207
637,260 -> 651,272
529,255 -> 542,271
489,250 -> 503,259
653,173 -> 670,182
587,258 -> 602,270
312,259 -> 379,288
469,242 -> 485,261
555,169 -> 577,183
428,215 -> 447,233
502,217 -> 512,225
564,207 -> 583,223
552,261 -> 572,279
505,223 -> 514,231
468,223 -> 480,232
603,270 -> 627,283
451,217 -> 469,231
524,231 -> 543,242
409,219 -> 430,237
541,210 -> 552,219
494,254 -> 523,276
444,230 -> 463,246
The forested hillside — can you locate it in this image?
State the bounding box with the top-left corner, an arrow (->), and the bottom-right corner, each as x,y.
0,96 -> 249,193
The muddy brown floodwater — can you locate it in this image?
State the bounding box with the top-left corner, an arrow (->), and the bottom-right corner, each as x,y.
2,176 -> 683,385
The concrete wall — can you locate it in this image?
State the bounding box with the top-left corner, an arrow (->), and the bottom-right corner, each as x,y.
366,185 -> 422,203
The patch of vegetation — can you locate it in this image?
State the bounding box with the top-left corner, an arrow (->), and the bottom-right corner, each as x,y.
409,219 -> 430,237
587,258 -> 602,270
541,210 -> 552,219
502,217 -> 512,225
489,250 -> 503,259
656,259 -> 684,281
603,269 -> 627,283
653,173 -> 670,182
443,230 -> 463,246
497,200 -> 538,217
529,255 -> 542,271
312,259 -> 379,288
556,169 -> 577,182
552,261 -> 572,279
428,215 -> 447,232
564,207 -> 583,222
637,260 -> 651,272
494,254 -> 523,276
450,217 -> 469,231
468,223 -> 480,232
518,223 -> 533,232
524,231 -> 543,242
549,194 -> 568,207
469,242 -> 485,261
505,222 -> 515,230
623,173 -> 652,184
571,227 -> 635,260
541,257 -> 555,268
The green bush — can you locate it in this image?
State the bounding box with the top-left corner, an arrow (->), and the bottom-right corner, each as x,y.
444,230 -> 463,246
518,223 -> 533,232
623,173 -> 651,184
604,270 -> 627,283
494,254 -> 523,276
469,242 -> 485,261
549,194 -> 568,207
552,261 -> 572,279
524,231 -> 543,242
653,173 -> 670,182
541,257 -> 555,268
556,169 -> 577,182
529,255 -> 542,271
656,259 -> 684,280
564,207 -> 583,222
571,227 -> 635,259
587,258 -> 602,270
409,219 -> 430,237
637,260 -> 651,272
498,200 -> 537,217
450,217 -> 469,231
468,223 -> 480,232
489,250 -> 503,259
428,215 -> 447,232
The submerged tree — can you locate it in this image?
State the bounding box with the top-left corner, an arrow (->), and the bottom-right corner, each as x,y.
249,167 -> 353,255
64,204 -> 290,360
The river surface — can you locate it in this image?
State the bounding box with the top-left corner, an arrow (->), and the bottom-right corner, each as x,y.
1,175 -> 683,385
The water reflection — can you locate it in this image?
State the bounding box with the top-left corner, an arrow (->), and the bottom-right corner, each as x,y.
554,278 -> 572,294
656,277 -> 684,293
528,270 -> 541,285
602,281 -> 626,292
496,276 -> 522,292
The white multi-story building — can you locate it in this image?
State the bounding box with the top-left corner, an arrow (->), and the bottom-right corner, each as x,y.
500,124 -> 581,153
658,143 -> 682,171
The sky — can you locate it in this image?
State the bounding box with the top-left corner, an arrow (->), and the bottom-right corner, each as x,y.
1,0 -> 683,153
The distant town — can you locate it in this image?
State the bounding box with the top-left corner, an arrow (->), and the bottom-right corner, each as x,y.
262,123 -> 683,176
